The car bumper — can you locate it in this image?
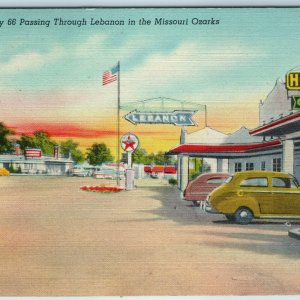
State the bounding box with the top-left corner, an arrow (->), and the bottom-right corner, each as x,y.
200,200 -> 219,214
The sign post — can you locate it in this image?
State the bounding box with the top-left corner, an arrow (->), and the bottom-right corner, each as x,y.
120,133 -> 139,190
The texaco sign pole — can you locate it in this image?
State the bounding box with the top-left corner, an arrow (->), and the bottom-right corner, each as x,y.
121,133 -> 139,190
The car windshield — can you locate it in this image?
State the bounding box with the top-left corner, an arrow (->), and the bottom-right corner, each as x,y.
224,176 -> 233,183
289,175 -> 299,187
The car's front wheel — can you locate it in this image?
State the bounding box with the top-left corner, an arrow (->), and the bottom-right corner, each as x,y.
234,207 -> 253,225
193,201 -> 200,207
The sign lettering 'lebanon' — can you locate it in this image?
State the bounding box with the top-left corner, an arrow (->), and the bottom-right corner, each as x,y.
124,110 -> 197,126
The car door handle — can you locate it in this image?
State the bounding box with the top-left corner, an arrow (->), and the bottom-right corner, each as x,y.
237,190 -> 244,197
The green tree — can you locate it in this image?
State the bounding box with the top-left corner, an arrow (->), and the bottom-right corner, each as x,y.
86,143 -> 113,166
132,149 -> 177,165
164,153 -> 177,165
189,158 -> 203,180
132,148 -> 149,164
19,134 -> 38,151
18,131 -> 56,156
33,131 -> 56,155
0,122 -> 14,153
153,151 -> 167,165
152,151 -> 176,165
60,139 -> 85,164
146,153 -> 156,165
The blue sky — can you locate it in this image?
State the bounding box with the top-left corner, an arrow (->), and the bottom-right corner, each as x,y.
0,8 -> 300,151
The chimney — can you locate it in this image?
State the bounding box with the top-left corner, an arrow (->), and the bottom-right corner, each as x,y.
54,145 -> 60,160
15,144 -> 20,156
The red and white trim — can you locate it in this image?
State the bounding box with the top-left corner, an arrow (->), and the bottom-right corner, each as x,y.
250,112 -> 300,136
168,139 -> 281,154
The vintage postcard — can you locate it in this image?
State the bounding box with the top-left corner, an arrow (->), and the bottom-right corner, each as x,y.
0,7 -> 300,296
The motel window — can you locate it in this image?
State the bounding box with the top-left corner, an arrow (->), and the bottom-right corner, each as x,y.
261,161 -> 266,171
273,158 -> 282,172
246,162 -> 254,171
234,162 -> 242,172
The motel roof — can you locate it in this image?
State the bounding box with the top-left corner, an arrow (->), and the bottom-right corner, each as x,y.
250,111 -> 300,137
168,139 -> 282,156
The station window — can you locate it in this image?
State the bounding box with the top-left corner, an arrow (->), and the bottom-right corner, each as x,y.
261,161 -> 266,171
246,162 -> 254,171
273,158 -> 282,172
234,162 -> 242,172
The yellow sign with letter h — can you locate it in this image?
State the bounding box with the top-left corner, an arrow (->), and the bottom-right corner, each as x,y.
286,72 -> 300,90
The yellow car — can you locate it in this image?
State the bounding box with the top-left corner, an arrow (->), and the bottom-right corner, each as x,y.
0,168 -> 10,176
206,170 -> 300,224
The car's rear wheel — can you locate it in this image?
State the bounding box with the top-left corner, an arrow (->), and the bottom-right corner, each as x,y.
193,201 -> 200,207
225,214 -> 236,222
234,207 -> 253,225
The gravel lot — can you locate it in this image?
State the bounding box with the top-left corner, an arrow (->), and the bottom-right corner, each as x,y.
0,176 -> 299,296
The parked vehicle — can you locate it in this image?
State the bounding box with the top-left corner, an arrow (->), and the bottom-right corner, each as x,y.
183,172 -> 231,206
205,171 -> 300,224
92,165 -> 125,180
93,169 -> 115,179
71,167 -> 88,177
150,173 -> 159,179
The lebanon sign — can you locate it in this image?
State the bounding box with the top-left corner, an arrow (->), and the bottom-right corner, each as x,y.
124,110 -> 197,126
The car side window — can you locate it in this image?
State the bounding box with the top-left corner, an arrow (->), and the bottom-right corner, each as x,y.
207,178 -> 226,184
272,177 -> 294,188
240,177 -> 268,187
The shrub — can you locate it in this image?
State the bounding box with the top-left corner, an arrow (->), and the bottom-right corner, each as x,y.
168,178 -> 178,186
0,168 -> 10,176
80,186 -> 123,193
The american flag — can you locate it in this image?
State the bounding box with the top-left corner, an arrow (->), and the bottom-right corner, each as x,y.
102,64 -> 119,85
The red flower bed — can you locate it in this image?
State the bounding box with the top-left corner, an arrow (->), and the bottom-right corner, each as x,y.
80,185 -> 123,193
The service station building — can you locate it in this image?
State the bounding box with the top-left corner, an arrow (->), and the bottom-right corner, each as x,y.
169,73 -> 300,191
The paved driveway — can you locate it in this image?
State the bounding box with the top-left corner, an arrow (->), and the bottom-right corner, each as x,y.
0,176 -> 299,296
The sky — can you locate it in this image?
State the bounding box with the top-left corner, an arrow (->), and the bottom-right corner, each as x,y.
0,8 -> 300,156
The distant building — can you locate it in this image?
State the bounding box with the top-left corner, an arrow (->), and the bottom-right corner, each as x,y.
0,145 -> 73,175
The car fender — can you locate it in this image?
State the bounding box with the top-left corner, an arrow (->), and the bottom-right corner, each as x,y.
216,194 -> 260,216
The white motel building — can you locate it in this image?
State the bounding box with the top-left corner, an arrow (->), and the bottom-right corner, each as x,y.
168,71 -> 300,191
0,146 -> 73,175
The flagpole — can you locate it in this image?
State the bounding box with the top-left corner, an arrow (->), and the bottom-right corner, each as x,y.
117,61 -> 120,186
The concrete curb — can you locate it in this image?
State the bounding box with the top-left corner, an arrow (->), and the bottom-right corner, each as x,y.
288,228 -> 300,240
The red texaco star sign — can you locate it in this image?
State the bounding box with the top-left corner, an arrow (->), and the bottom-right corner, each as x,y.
120,133 -> 139,152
